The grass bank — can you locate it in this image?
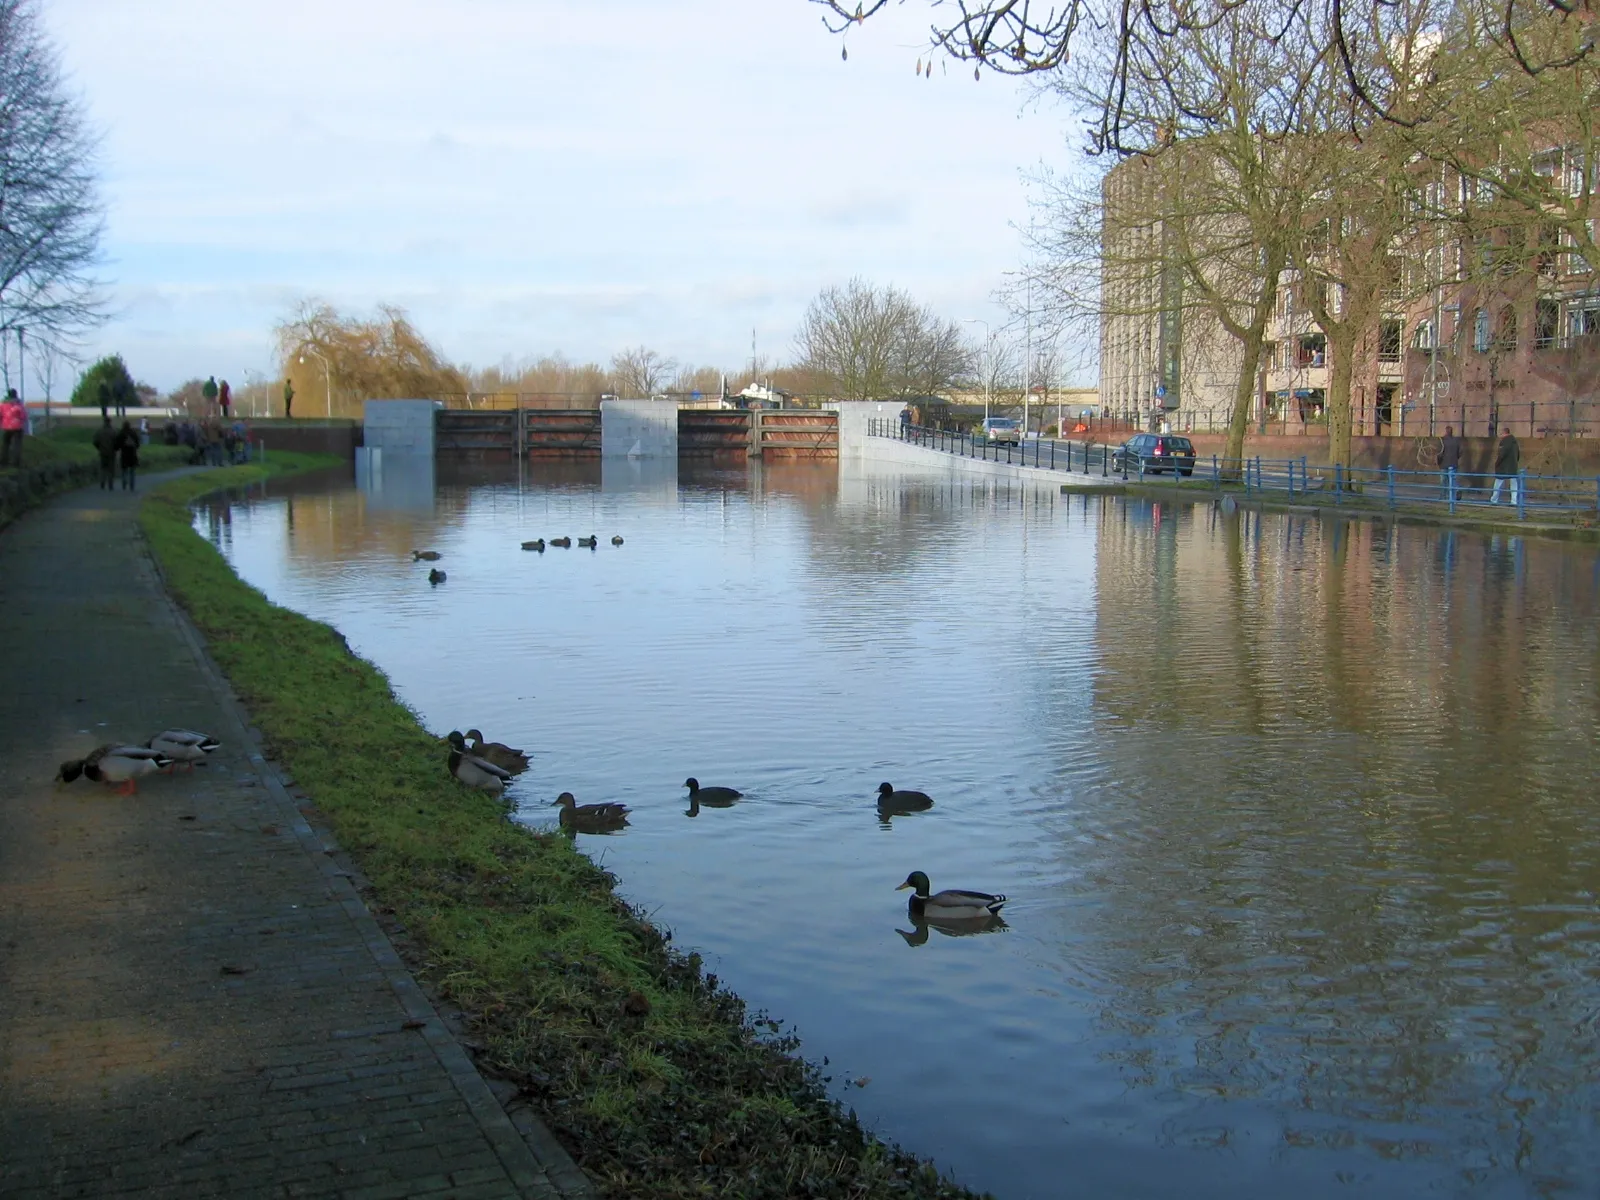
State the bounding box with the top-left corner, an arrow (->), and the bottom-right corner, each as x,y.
140,462 -> 988,1200
0,425 -> 192,529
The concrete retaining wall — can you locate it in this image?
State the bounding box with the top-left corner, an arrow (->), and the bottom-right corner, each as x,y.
861,433 -> 1114,489
601,400 -> 678,458
829,402 -> 908,459
253,419 -> 362,459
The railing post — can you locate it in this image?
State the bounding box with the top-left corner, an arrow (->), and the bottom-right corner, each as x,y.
1386,464 -> 1396,508
1447,467 -> 1457,515
1287,459 -> 1296,497
1212,454 -> 1218,486
1050,438 -> 1055,470
1517,469 -> 1526,520
1335,463 -> 1343,503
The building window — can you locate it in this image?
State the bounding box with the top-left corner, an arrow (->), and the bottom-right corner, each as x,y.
1297,333 -> 1326,367
1495,305 -> 1518,351
1379,319 -> 1403,362
1535,298 -> 1560,348
1414,319 -> 1436,350
1473,308 -> 1491,352
1569,295 -> 1600,342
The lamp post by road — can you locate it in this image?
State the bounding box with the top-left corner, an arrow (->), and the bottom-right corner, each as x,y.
298,346 -> 332,419
963,318 -> 991,425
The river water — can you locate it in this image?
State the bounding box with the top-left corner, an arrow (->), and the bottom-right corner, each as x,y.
198,457 -> 1600,1199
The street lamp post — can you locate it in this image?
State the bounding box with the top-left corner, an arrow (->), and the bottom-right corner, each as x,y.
963,318 -> 991,425
298,346 -> 332,419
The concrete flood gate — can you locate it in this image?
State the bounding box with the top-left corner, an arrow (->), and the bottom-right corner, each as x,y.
400,400 -> 867,462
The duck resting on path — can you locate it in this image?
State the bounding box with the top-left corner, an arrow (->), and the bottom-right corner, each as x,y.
57,745 -> 173,795
896,871 -> 1007,919
147,729 -> 221,770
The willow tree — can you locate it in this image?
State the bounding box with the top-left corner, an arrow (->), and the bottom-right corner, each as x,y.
794,279 -> 972,400
275,302 -> 466,417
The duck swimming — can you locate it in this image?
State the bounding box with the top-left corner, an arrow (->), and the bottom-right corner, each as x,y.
876,782 -> 934,813
412,550 -> 441,561
57,745 -> 173,795
611,535 -> 624,546
549,536 -> 572,548
684,777 -> 742,805
428,568 -> 446,584
552,792 -> 629,831
521,539 -> 545,552
147,729 -> 220,770
896,871 -> 1007,918
577,535 -> 597,549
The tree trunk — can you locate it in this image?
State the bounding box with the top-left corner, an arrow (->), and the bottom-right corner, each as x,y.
1325,332 -> 1356,469
1222,326 -> 1265,478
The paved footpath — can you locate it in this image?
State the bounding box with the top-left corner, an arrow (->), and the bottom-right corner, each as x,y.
0,478 -> 592,1200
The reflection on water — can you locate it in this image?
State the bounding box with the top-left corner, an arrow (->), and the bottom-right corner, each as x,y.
198,462 -> 1600,1200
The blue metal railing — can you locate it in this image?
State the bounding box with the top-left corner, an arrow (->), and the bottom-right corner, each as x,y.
868,420 -> 1600,521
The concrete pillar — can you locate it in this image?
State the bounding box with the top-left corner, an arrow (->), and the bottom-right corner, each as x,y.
601,399 -> 679,458
828,401 -> 908,459
362,399 -> 439,456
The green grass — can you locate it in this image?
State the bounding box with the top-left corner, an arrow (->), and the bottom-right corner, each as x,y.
140,460 -> 989,1200
0,426 -> 194,527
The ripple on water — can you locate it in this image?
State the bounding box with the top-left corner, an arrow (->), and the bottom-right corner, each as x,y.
204,466 -> 1600,1199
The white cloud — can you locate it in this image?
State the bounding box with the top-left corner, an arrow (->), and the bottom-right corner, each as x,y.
33,0 -> 1070,389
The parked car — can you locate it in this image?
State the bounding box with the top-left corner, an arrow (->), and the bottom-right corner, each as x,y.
978,416 -> 1022,445
1112,433 -> 1197,476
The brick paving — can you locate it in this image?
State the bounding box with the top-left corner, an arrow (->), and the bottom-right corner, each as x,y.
0,479 -> 592,1199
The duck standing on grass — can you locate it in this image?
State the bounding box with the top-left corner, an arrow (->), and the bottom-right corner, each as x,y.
896,871 -> 1007,918
147,729 -> 221,771
552,792 -> 630,832
454,729 -> 530,774
57,745 -> 173,795
447,739 -> 514,796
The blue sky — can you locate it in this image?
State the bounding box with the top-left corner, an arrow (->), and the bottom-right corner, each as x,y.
39,0 -> 1074,391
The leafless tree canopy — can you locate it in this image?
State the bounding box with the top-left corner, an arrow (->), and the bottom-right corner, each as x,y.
0,0 -> 103,339
814,0 -> 1598,149
609,346 -> 679,398
795,278 -> 974,400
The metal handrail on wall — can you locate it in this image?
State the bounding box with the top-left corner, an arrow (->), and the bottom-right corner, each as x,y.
868,420 -> 1600,520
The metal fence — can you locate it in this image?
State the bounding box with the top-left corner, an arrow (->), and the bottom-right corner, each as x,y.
870,420 -> 1600,521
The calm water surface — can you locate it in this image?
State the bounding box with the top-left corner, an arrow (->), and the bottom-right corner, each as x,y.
200,457 -> 1600,1199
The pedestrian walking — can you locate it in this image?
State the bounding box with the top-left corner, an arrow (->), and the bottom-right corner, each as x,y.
218,379 -> 232,419
92,416 -> 118,490
0,388 -> 25,467
1490,425 -> 1521,506
116,421 -> 140,491
1439,425 -> 1461,472
202,375 -> 219,414
283,377 -> 294,419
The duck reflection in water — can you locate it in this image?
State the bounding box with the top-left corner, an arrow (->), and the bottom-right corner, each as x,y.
896,913 -> 1009,947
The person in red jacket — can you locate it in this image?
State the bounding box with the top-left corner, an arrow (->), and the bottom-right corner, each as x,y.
1,388 -> 25,467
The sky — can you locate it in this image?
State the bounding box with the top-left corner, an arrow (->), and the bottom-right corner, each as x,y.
34,0 -> 1081,392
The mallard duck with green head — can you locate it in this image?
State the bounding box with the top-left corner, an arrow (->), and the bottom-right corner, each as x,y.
447,740 -> 513,795
896,871 -> 1006,919
147,728 -> 220,769
57,745 -> 173,795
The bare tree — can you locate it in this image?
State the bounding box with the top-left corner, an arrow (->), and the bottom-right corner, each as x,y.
610,346 -> 678,398
813,0 -> 1595,144
795,278 -> 973,400
0,0 -> 103,344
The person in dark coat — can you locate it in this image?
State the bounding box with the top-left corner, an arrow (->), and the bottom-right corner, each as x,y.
1490,426 -> 1521,506
116,421 -> 140,491
92,416 -> 118,490
1439,425 -> 1462,473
